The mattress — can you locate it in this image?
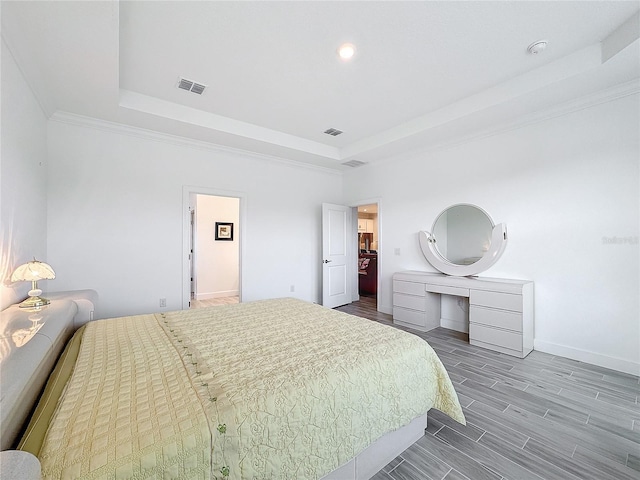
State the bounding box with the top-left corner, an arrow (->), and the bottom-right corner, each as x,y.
20,298 -> 464,479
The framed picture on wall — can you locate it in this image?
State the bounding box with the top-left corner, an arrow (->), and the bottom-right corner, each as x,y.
215,222 -> 234,241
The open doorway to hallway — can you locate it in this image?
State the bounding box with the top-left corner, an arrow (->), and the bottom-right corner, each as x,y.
189,194 -> 240,309
357,204 -> 378,308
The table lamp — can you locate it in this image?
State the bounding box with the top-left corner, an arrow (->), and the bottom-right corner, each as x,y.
10,259 -> 56,309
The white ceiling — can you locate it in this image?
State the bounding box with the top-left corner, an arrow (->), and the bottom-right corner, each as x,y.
358,204 -> 378,215
2,1 -> 639,170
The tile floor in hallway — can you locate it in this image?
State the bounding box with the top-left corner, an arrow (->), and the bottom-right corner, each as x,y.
190,296 -> 239,308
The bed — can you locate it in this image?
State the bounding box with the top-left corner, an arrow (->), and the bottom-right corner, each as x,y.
1,294 -> 464,479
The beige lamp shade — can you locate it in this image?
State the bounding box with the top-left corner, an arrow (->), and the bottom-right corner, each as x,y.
10,260 -> 56,282
11,259 -> 56,309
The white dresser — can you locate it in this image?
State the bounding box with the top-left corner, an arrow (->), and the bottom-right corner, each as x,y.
393,271 -> 534,358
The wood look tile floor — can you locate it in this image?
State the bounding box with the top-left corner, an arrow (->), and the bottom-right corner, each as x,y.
336,297 -> 640,480
190,296 -> 239,308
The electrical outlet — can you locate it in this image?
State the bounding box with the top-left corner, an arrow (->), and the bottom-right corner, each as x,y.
160,298 -> 167,308
394,248 -> 401,255
290,285 -> 295,292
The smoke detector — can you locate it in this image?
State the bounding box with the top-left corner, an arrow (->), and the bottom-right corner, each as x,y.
527,40 -> 548,55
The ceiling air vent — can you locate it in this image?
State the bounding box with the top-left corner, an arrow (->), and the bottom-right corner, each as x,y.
177,77 -> 207,95
341,160 -> 366,168
324,128 -> 343,136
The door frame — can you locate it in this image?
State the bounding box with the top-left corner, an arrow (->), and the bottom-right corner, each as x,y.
351,198 -> 382,307
189,203 -> 196,299
182,185 -> 246,310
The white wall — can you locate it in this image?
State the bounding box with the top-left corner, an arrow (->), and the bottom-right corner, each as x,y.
195,194 -> 239,299
46,120 -> 342,318
0,40 -> 49,310
343,94 -> 639,375
4,29 -> 637,375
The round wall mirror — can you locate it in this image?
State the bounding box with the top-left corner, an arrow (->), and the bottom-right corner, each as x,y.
419,204 -> 508,276
432,205 -> 493,265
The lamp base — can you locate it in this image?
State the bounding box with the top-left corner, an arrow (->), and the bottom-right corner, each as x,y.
18,296 -> 50,309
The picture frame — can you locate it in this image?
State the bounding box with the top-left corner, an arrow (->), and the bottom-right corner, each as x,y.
215,222 -> 234,241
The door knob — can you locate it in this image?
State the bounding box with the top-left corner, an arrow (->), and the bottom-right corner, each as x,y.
323,259 -> 332,264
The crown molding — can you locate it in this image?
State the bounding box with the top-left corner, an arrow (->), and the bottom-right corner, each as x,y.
372,79 -> 640,166
119,89 -> 341,161
48,111 -> 342,176
341,44 -> 604,160
436,78 -> 640,152
48,77 -> 638,176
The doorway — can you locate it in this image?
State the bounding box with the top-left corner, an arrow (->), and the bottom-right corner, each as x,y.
183,189 -> 242,309
357,204 -> 379,307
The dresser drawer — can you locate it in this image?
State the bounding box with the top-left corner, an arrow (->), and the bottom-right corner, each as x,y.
426,284 -> 469,297
393,293 -> 426,312
469,323 -> 523,352
470,306 -> 522,332
470,290 -> 522,312
393,307 -> 426,328
393,280 -> 426,296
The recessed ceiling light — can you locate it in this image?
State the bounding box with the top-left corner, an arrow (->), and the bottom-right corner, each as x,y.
337,43 -> 356,60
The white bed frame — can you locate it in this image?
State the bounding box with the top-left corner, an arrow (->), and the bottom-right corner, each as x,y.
321,413 -> 428,480
0,290 -> 97,450
0,291 -> 426,479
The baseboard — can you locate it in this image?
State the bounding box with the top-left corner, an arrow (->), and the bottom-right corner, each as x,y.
534,339 -> 640,376
440,318 -> 468,334
196,290 -> 239,300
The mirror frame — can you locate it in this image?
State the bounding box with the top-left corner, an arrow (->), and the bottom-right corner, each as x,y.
419,204 -> 508,277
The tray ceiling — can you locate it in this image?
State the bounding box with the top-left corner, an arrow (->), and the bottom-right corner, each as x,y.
2,1 -> 638,170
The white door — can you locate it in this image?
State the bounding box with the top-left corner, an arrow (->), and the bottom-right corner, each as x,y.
322,203 -> 351,308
